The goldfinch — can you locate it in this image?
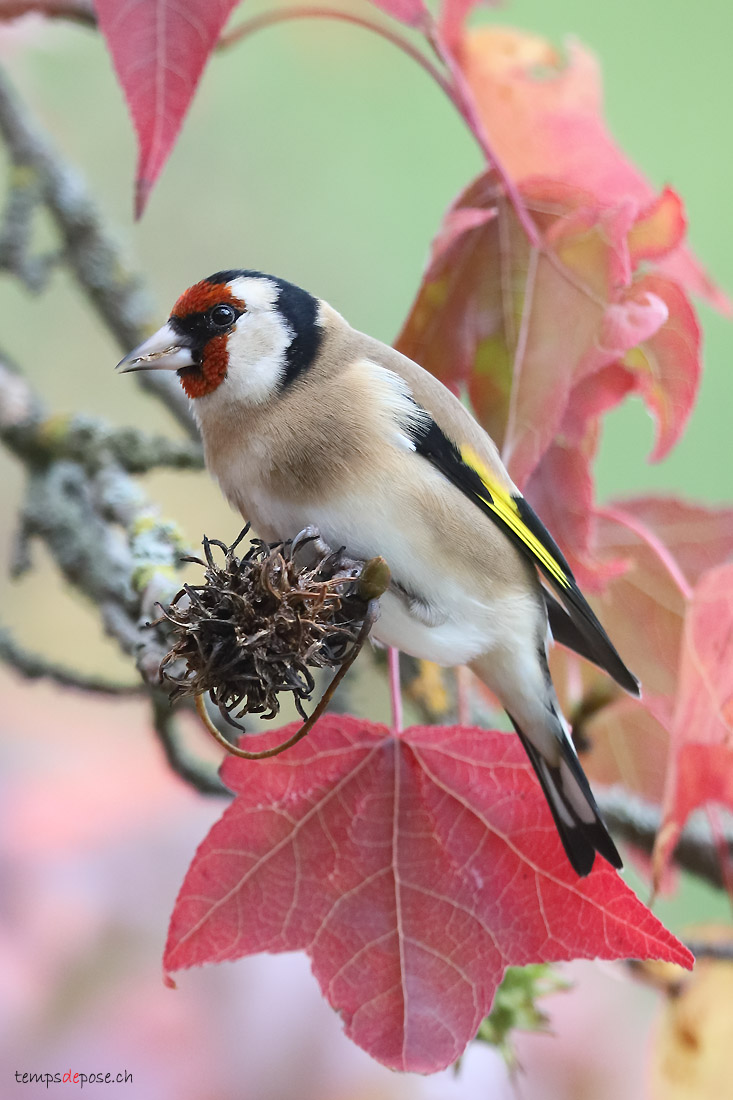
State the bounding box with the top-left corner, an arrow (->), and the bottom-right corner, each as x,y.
117,269 -> 639,876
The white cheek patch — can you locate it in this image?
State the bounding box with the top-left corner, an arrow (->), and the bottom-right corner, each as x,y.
224,310 -> 293,405
208,275 -> 294,407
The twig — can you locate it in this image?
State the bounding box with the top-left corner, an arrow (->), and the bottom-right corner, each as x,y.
0,376 -> 203,473
684,941 -> 733,962
597,786 -> 732,892
424,19 -> 540,248
220,6 -> 453,98
0,63 -> 196,439
0,1 -> 96,25
151,694 -> 228,797
388,647 -> 403,734
0,353 -> 188,680
221,6 -> 538,248
0,624 -> 142,694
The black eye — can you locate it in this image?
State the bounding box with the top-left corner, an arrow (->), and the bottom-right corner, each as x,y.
209,304 -> 237,328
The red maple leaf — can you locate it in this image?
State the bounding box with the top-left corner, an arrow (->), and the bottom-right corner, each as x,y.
395,171 -> 700,591
560,500 -> 733,807
165,715 -> 692,1072
366,0 -> 429,27
452,24 -> 729,314
95,0 -> 240,216
654,564 -> 733,881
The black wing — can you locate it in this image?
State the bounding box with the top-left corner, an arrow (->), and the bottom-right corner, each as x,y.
408,416 -> 640,696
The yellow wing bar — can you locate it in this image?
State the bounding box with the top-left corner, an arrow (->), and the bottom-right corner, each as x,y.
460,445 -> 571,590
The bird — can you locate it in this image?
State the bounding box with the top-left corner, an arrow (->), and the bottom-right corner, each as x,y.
117,268 -> 640,876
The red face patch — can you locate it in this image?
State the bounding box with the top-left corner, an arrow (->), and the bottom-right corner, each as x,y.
171,279 -> 245,319
171,279 -> 246,399
178,334 -> 229,399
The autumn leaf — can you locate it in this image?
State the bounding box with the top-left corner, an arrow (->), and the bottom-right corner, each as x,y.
453,25 -> 729,314
397,29 -> 712,592
95,0 -> 240,217
437,0 -> 499,55
586,500 -> 733,797
582,695 -> 671,805
165,715 -> 692,1073
654,564 -> 733,881
365,0 -> 429,28
551,499 -> 733,803
590,498 -> 733,703
396,172 -> 689,511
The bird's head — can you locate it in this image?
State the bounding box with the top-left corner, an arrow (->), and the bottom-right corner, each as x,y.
116,270 -> 323,403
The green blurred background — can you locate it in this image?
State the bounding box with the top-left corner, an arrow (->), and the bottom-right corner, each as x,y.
1,0 -> 731,685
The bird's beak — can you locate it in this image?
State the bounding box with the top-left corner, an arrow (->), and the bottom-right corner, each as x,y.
116,322 -> 196,373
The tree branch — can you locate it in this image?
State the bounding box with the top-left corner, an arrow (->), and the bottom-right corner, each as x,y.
0,361 -> 203,472
0,1 -> 95,26
597,786 -> 731,892
0,63 -> 196,439
151,694 -> 229,797
0,624 -> 142,694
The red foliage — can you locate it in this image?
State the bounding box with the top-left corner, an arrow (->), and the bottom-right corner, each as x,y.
453,25 -> 729,314
654,565 -> 733,880
95,0 -> 239,216
165,716 -> 692,1072
554,500 -> 733,879
366,0 -> 428,27
395,169 -> 702,596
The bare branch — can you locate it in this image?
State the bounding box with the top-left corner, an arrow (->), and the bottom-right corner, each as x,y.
0,63 -> 196,438
0,362 -> 203,472
0,359 -> 189,688
151,694 -> 229,797
0,624 -> 142,694
0,1 -> 95,26
684,941 -> 733,962
597,786 -> 732,892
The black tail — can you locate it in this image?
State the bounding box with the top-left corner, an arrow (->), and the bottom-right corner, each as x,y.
509,715 -> 622,876
543,590 -> 640,697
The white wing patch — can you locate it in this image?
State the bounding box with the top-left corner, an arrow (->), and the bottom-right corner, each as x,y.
357,359 -> 430,451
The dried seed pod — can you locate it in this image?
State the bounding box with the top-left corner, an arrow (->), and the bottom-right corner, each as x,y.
156,526 -> 389,731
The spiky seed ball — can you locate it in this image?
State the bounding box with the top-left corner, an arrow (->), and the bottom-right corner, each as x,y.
156,526 -> 389,726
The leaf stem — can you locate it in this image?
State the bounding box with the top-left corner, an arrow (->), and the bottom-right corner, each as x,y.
220,6 -> 539,247
424,22 -> 540,248
219,7 -> 455,102
388,647 -> 403,734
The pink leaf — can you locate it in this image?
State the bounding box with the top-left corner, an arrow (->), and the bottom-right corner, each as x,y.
617,497 -> 733,586
456,27 -> 729,312
628,187 -> 686,267
396,173 -> 678,490
593,506 -> 692,699
366,0 -> 429,27
95,0 -> 239,217
570,502 -> 733,805
437,0 -> 501,54
165,716 -> 692,1072
583,694 -> 671,804
620,275 -> 701,462
656,564 -> 733,876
